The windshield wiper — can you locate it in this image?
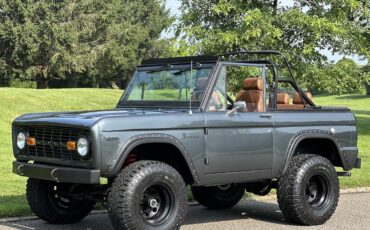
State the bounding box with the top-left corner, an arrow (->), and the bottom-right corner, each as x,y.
173,63 -> 203,75
146,64 -> 174,74
146,63 -> 203,75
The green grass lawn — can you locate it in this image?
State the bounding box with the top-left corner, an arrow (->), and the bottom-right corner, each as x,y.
0,88 -> 123,217
0,88 -> 369,217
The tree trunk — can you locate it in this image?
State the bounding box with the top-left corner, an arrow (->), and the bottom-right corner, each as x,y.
366,83 -> 370,95
117,78 -> 130,89
0,75 -> 11,87
66,75 -> 78,88
273,0 -> 278,15
35,75 -> 48,89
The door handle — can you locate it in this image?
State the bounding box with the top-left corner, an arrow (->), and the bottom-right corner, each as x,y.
259,114 -> 272,119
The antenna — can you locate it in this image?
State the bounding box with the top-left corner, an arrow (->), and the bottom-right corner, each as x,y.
189,60 -> 193,115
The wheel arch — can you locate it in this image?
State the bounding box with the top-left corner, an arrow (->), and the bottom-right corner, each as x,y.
108,133 -> 199,184
278,130 -> 348,177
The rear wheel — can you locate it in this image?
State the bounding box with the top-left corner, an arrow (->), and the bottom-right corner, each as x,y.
277,154 -> 339,225
192,184 -> 245,209
26,178 -> 95,224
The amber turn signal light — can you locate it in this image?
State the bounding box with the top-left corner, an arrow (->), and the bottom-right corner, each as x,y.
67,141 -> 76,151
26,137 -> 36,146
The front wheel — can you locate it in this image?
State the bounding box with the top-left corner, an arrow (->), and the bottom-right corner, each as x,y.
191,184 -> 245,209
277,154 -> 339,225
107,161 -> 187,230
26,178 -> 95,224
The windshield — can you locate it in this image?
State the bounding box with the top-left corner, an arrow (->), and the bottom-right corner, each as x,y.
118,64 -> 215,108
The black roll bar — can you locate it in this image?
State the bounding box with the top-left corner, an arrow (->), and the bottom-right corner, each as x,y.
219,50 -> 315,107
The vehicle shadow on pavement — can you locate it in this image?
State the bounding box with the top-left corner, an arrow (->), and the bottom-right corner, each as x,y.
0,199 -> 296,230
183,199 -> 294,227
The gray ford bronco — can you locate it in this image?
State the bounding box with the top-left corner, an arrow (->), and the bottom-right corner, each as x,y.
12,51 -> 361,229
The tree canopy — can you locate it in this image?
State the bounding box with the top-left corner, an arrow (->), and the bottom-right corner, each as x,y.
177,0 -> 369,94
0,0 -> 173,88
304,58 -> 369,95
0,0 -> 369,94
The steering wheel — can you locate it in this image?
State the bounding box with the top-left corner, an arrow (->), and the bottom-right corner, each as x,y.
227,95 -> 234,104
227,95 -> 234,110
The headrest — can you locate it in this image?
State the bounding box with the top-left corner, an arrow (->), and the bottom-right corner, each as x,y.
195,78 -> 208,89
243,77 -> 263,91
277,92 -> 289,104
293,92 -> 313,104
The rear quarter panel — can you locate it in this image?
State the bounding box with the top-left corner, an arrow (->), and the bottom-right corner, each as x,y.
272,110 -> 356,177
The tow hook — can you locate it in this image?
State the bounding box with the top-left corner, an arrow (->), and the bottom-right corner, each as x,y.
51,169 -> 60,182
337,171 -> 351,177
16,165 -> 24,175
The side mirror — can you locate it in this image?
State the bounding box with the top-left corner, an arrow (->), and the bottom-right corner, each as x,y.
227,101 -> 247,115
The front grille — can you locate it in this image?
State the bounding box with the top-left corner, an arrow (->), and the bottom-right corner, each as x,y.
24,126 -> 90,161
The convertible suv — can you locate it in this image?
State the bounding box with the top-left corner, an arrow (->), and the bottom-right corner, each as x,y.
12,51 -> 361,229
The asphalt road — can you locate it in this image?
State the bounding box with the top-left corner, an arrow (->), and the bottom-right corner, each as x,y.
1,192 -> 370,230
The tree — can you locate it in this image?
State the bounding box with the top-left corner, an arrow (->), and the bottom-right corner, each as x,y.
0,0 -> 80,88
304,59 -> 368,95
177,0 -> 370,92
0,0 -> 174,89
73,0 -> 174,88
362,64 -> 370,95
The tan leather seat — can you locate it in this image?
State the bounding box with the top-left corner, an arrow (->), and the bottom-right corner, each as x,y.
277,92 -> 313,110
277,92 -> 289,105
276,92 -> 291,110
235,78 -> 263,112
293,92 -> 313,104
192,78 -> 208,100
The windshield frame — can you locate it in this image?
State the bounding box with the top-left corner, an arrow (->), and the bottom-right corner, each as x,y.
116,63 -> 217,109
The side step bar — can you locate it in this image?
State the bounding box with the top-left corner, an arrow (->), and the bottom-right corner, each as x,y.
337,171 -> 351,177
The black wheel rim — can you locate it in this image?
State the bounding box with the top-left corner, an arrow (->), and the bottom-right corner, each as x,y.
305,174 -> 330,209
48,183 -> 83,211
140,184 -> 175,225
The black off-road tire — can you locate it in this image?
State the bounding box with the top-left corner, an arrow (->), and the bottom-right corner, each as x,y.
107,161 -> 187,230
277,154 -> 340,225
26,178 -> 96,224
191,184 -> 245,209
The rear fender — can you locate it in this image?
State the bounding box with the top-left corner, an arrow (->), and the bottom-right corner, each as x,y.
277,130 -> 356,177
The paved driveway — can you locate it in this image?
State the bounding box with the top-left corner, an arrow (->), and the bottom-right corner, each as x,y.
1,192 -> 369,230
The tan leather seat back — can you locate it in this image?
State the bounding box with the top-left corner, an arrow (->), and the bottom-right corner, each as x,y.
235,78 -> 263,112
192,78 -> 208,100
293,92 -> 313,104
276,92 -> 292,110
277,92 -> 289,105
277,92 -> 312,110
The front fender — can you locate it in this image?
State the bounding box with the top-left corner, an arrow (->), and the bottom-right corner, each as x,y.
103,133 -> 199,183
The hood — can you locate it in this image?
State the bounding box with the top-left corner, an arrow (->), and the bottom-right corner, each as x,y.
13,109 -> 186,128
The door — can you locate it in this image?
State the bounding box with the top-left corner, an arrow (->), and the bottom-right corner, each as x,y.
203,63 -> 273,174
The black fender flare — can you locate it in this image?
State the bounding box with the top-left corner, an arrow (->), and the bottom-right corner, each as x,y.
277,130 -> 348,177
107,133 -> 199,183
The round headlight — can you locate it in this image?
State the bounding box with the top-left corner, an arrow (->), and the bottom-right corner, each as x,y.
17,132 -> 27,150
77,137 -> 89,157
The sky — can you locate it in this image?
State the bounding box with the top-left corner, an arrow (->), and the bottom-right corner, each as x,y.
165,0 -> 367,65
